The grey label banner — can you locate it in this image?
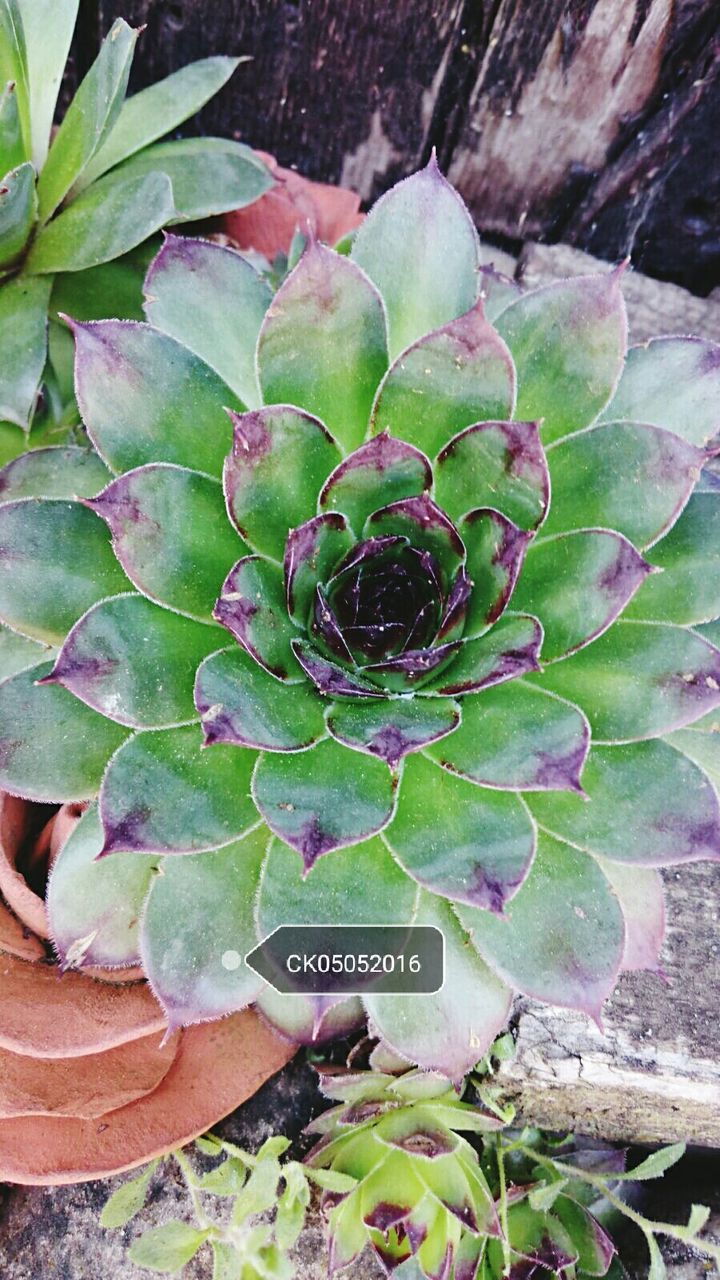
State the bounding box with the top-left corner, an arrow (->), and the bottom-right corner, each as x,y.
245,925 -> 444,996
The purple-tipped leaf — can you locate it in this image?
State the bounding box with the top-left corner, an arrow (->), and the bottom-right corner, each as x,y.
327,696 -> 461,767
214,556 -> 301,682
511,528 -> 653,661
436,420 -> 549,531
284,513 -> 355,628
319,432 -> 432,534
363,642 -> 461,693
195,645 -> 326,751
552,1197 -> 616,1276
495,271 -> 627,443
291,639 -> 385,700
364,494 -> 464,584
371,300 -> 515,456
224,405 -> 342,559
386,752 -> 536,911
437,569 -> 472,644
428,613 -> 542,696
460,508 -> 532,636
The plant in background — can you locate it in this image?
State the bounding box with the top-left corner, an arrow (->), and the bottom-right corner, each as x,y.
0,0 -> 271,464
103,1052 -> 720,1278
1,157 -> 720,1080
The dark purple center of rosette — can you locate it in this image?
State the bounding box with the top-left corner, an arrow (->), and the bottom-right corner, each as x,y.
326,537 -> 443,662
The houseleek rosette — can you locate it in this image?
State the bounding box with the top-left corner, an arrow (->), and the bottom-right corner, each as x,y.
1,160 -> 720,1077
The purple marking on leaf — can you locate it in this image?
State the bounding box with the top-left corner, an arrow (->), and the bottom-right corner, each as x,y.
284,512 -> 351,617
329,534 -> 407,582
387,1126 -> 457,1159
213,556 -> 295,680
312,585 -> 354,661
298,816 -> 344,873
436,617 -> 543,695
291,639 -> 383,699
462,507 -> 532,625
437,567 -> 472,642
467,867 -> 517,915
438,419 -> 549,528
319,430 -> 432,504
82,483 -> 159,539
366,494 -> 465,560
532,742 -> 589,795
97,805 -> 152,857
508,1239 -> 576,1280
364,1201 -> 413,1232
365,641 -> 461,687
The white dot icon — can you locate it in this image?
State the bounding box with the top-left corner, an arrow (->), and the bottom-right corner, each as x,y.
221,949 -> 242,971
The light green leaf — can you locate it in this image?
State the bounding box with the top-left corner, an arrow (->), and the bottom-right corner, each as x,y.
351,156 -> 479,359
78,56 -> 242,189
0,497 -> 129,643
0,0 -> 29,158
49,592 -> 222,729
0,660 -> 129,801
257,242 -> 388,452
0,622 -> 51,679
48,802 -> 157,968
144,234 -> 271,408
71,320 -> 242,475
427,680 -> 589,793
495,272 -> 627,443
197,1156 -> 247,1196
128,1221 -> 210,1273
435,419 -> 548,530
528,739 -> 720,866
457,830 -> 625,1020
625,494 -> 720,625
0,444 -> 110,500
231,1157 -> 282,1223
386,752 -> 536,911
645,1231 -> 667,1280
195,646 -> 326,751
619,1143 -> 685,1181
0,161 -> 36,268
531,621 -> 720,742
599,336 -> 720,446
0,273 -> 51,428
99,723 -> 258,855
91,137 -> 272,223
211,1242 -> 243,1280
528,1179 -> 568,1212
26,170 -> 176,274
0,78 -> 25,172
326,695 -> 460,767
37,18 -> 137,221
141,826 -> 267,1026
20,0 -> 78,170
100,1158 -> 159,1229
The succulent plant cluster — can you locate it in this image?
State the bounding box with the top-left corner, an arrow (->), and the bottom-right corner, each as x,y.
1,158 -> 720,1079
0,0 -> 270,463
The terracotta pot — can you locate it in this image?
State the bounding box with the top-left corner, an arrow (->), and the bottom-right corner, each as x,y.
0,792 -> 294,1185
223,150 -> 364,257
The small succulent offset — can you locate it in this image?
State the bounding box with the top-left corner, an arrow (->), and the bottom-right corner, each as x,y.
0,0 -> 271,462
1,159 -> 720,1078
103,1054 -> 720,1280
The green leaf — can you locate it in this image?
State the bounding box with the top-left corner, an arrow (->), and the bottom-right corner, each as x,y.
20,0 -> 78,170
71,319 -> 242,475
531,621 -> 720,741
0,0 -> 29,158
37,18 -> 137,222
371,301 -> 515,457
351,156 -> 479,359
144,234 -> 271,409
196,645 -> 326,750
231,1157 -> 282,1223
213,557 -> 301,682
599,337 -> 720,446
543,420 -> 705,548
0,660 -> 129,801
257,833 -> 417,934
552,1197 -> 615,1276
426,613 -> 542,695
48,801 -> 157,968
0,444 -> 110,500
0,274 -> 52,428
528,739 -> 720,866
435,419 -> 549,530
365,892 -> 511,1077
304,1167 -> 356,1193
511,529 -> 651,661
258,242 -> 388,452
0,622 -> 51,679
285,514 -> 355,628
0,79 -> 25,172
78,56 -> 242,188
100,1158 -> 159,1229
92,137 -> 272,223
528,1179 -> 568,1212
364,493 -> 464,585
252,736 -> 396,870
457,830 -> 626,1020
89,464 -> 244,622
141,825 -> 267,1025
386,752 -> 536,911
224,405 -> 341,559
645,1230 -> 668,1280
326,695 -> 460,767
197,1156 -> 247,1196
0,497 -> 129,643
99,723 -> 258,855
319,432 -> 432,534
621,1142 -> 686,1181
460,509 -> 532,636
128,1221 -> 210,1273
625,494 -> 720,625
494,272 -> 627,443
48,592 -> 221,728
427,680 -> 589,793
211,1242 -> 243,1280
27,170 -> 176,274
0,161 -> 36,268
52,252 -> 149,323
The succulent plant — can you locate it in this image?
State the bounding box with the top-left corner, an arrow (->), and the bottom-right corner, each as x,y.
1,157 -> 720,1080
0,0 -> 271,464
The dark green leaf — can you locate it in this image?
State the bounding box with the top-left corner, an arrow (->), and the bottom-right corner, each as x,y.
0,274 -> 51,428
0,161 -> 36,269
